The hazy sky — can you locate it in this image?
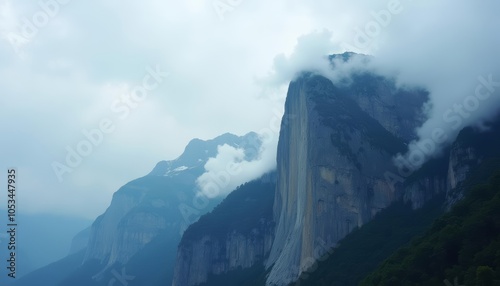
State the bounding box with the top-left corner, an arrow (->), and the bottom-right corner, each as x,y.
1,0 -> 498,219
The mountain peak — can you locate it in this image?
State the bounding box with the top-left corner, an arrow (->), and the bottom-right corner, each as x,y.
148,132 -> 261,177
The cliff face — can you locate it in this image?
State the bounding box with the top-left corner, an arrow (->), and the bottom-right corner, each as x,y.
84,191 -> 143,264
265,70 -> 428,285
173,226 -> 274,286
272,71 -> 500,285
172,176 -> 275,286
108,211 -> 168,265
401,140 -> 478,212
399,116 -> 500,211
444,119 -> 500,209
445,141 -> 479,208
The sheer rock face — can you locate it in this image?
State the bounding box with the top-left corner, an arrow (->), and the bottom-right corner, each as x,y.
108,212 -> 168,265
445,142 -> 478,208
172,174 -> 276,286
401,141 -> 479,212
172,223 -> 274,286
265,72 -> 428,285
84,192 -> 142,264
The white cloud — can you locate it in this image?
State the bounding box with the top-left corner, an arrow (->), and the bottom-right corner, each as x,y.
260,0 -> 500,169
196,133 -> 278,198
369,0 -> 500,168
259,30 -> 335,87
0,0 -> 498,219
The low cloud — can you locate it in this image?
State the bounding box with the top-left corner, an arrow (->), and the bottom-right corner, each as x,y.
1,0 -> 499,219
260,30 -> 371,89
260,30 -> 335,87
261,0 -> 500,169
371,1 -> 500,168
196,133 -> 277,198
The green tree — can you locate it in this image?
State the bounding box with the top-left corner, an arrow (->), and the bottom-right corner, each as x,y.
476,266 -> 494,286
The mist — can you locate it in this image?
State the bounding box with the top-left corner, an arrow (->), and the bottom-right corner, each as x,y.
196,132 -> 278,198
261,0 -> 500,170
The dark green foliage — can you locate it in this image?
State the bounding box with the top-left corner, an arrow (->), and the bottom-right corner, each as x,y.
293,194 -> 445,286
361,171 -> 500,286
198,263 -> 268,286
181,178 -> 275,243
476,266 -> 494,286
178,176 -> 275,286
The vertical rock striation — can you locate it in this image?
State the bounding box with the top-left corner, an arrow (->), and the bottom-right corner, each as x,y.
172,176 -> 275,286
266,69 -> 427,285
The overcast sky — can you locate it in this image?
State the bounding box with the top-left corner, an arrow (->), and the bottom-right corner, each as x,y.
1,0 -> 499,219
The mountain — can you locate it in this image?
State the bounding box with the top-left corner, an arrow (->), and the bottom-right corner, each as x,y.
169,52 -> 500,286
12,132 -> 262,286
360,120 -> 500,286
0,213 -> 91,284
15,52 -> 499,286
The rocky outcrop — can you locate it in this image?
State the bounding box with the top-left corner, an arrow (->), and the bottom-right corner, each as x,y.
172,176 -> 275,286
84,191 -> 143,264
445,142 -> 479,208
173,225 -> 274,286
264,70 -> 428,285
400,140 -> 480,212
403,175 -> 447,209
404,118 -> 500,212
108,211 -> 168,266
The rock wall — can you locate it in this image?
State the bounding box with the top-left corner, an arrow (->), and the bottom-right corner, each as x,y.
173,224 -> 274,286
265,74 -> 420,285
172,176 -> 275,286
84,191 -> 143,264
